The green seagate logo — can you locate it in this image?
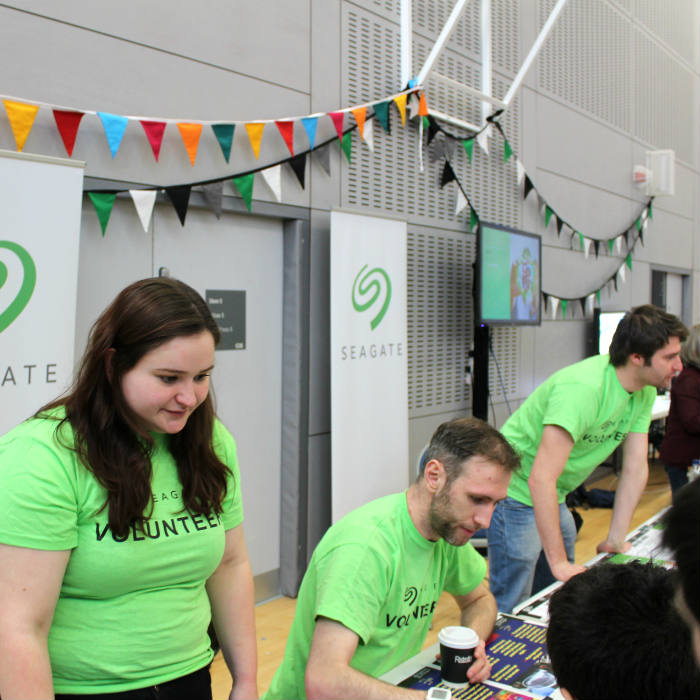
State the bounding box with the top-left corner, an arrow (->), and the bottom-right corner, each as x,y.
352,264 -> 392,330
0,240 -> 37,333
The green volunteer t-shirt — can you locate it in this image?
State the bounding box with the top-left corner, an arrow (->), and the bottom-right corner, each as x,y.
503,354 -> 656,505
0,408 -> 243,694
264,492 -> 487,700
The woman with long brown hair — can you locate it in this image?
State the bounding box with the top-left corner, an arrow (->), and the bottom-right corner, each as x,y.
0,277 -> 257,699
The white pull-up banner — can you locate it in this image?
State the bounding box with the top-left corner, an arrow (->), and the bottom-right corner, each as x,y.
0,150 -> 84,436
330,210 -> 409,522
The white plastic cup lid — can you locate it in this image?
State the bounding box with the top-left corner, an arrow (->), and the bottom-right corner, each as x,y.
438,626 -> 479,649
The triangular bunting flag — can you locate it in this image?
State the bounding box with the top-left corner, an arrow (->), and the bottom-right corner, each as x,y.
625,253 -> 633,270
288,153 -> 307,188
455,188 -> 468,215
315,143 -> 332,175
635,216 -> 642,232
561,299 -> 568,319
201,182 -> 224,219
503,138 -> 513,162
608,239 -> 614,254
211,123 -> 235,163
624,230 -> 631,248
275,120 -> 295,156
550,296 -> 560,320
341,131 -> 352,163
516,159 -> 525,184
176,123 -> 202,166
409,94 -> 420,120
579,297 -> 587,317
595,289 -> 601,303
418,92 -> 429,116
469,207 -> 479,231
462,138 -> 474,163
328,111 -> 345,140
393,94 -> 407,126
523,175 -> 535,199
556,217 -> 564,237
301,116 -> 318,150
87,192 -> 116,236
648,201 -> 653,219
140,120 -> 167,162
363,118 -> 374,152
639,228 -> 644,246
373,101 -> 391,133
476,129 -> 489,154
351,107 -> 367,139
52,109 -> 84,157
613,274 -> 619,291
129,189 -> 157,232
98,112 -> 129,158
619,264 -> 626,283
165,185 -> 191,226
261,165 -> 282,202
545,205 -> 554,228
542,292 -> 549,309
583,237 -> 592,259
594,240 -> 600,257
577,232 -> 584,250
441,161 -> 456,188
245,122 -> 265,159
615,235 -> 623,254
3,99 -> 39,152
426,116 -> 439,144
232,173 -> 255,211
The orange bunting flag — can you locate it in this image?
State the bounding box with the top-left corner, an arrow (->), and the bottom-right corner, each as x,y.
3,99 -> 39,151
140,120 -> 167,161
393,94 -> 407,126
52,109 -> 85,156
245,122 -> 265,159
176,123 -> 203,166
275,120 -> 295,156
351,107 -> 367,139
418,92 -> 429,116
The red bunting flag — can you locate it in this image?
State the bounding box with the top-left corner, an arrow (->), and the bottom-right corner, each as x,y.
275,120 -> 295,156
140,120 -> 167,161
52,109 -> 85,156
328,111 -> 344,140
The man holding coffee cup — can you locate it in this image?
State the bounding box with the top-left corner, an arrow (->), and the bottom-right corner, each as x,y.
265,417 -> 519,699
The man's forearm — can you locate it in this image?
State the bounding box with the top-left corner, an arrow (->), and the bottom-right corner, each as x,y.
530,476 -> 569,569
306,663 -> 426,700
459,592 -> 497,642
605,459 -> 648,547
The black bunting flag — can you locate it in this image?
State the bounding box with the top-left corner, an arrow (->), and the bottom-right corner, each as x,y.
441,161 -> 456,188
165,185 -> 191,226
288,153 -> 307,189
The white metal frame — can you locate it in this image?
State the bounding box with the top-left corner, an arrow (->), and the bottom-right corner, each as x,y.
402,0 -> 571,132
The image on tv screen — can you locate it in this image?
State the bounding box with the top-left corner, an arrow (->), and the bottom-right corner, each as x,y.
478,222 -> 541,325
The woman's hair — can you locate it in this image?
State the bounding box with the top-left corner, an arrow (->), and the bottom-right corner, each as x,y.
680,324 -> 700,369
41,277 -> 230,537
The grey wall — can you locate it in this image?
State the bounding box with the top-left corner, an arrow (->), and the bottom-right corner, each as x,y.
1,0 -> 698,592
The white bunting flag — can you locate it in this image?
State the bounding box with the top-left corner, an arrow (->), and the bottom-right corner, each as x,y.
455,187 -> 468,215
550,296 -> 560,320
583,237 -> 592,259
476,127 -> 490,155
516,159 -> 525,185
261,164 -> 282,202
364,118 -> 375,152
130,189 -> 157,233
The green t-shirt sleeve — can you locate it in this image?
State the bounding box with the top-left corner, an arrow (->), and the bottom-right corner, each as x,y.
313,543 -> 389,645
627,386 -> 656,434
0,431 -> 79,550
443,543 -> 487,596
541,382 -> 601,442
212,421 -> 244,531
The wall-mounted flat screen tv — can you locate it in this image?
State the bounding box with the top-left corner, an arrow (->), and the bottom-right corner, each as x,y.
477,221 -> 542,325
596,309 -> 626,355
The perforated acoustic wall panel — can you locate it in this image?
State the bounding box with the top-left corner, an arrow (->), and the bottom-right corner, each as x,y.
635,0 -> 699,70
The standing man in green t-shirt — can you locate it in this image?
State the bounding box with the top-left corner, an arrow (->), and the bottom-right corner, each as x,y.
488,305 -> 687,614
265,417 -> 520,699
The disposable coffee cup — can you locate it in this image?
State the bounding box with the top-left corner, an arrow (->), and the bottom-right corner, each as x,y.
438,626 -> 479,687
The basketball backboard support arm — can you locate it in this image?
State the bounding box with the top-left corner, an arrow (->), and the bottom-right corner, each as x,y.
402,0 -> 571,132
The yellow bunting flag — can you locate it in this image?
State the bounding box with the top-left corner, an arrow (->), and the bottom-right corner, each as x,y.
3,99 -> 39,151
418,92 -> 429,116
176,123 -> 203,166
393,94 -> 407,126
351,107 -> 367,139
245,122 -> 265,159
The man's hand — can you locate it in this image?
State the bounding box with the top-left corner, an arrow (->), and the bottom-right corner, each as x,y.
467,640 -> 491,684
596,539 -> 631,555
550,560 -> 586,583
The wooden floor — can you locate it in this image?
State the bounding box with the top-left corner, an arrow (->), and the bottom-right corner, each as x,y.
211,459 -> 672,698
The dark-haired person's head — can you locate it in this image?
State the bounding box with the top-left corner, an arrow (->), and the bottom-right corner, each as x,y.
547,562 -> 700,700
419,417 -> 520,485
663,479 -> 700,664
609,304 -> 687,368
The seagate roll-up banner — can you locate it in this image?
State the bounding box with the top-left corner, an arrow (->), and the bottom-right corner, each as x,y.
0,150 -> 84,436
330,210 -> 409,522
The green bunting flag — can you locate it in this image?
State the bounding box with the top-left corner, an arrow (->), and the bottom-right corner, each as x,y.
88,192 -> 116,236
422,116 -> 430,129
232,173 -> 254,212
373,101 -> 391,133
462,138 -> 474,163
578,231 -> 584,249
625,253 -> 633,270
635,217 -> 642,232
469,207 -> 479,231
503,139 -> 513,162
608,239 -> 614,254
341,130 -> 352,163
545,205 -> 553,228
211,123 -> 235,163
561,299 -> 568,319
596,289 -> 601,303
648,202 -> 653,219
